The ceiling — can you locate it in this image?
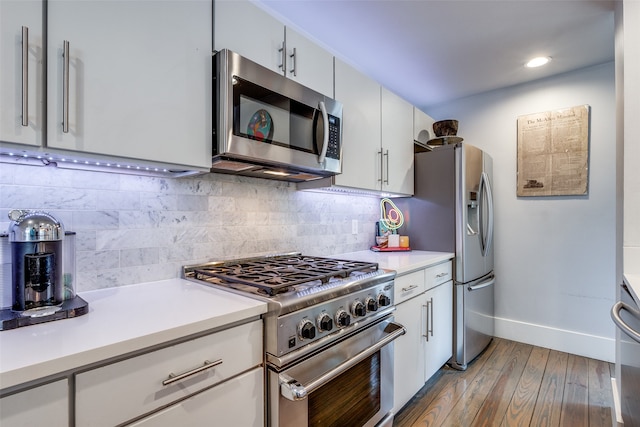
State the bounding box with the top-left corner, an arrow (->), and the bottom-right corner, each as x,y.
254,0 -> 616,111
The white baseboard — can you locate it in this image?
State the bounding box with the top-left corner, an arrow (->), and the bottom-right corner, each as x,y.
495,316 -> 615,362
611,377 -> 624,425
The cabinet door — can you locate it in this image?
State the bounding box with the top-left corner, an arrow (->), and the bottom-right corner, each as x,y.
0,379 -> 68,426
424,280 -> 453,381
284,27 -> 333,97
214,0 -> 284,74
414,107 -> 435,146
393,294 -> 426,414
381,87 -> 414,195
76,320 -> 262,427
46,0 -> 212,169
334,59 -> 381,191
0,0 -> 44,147
128,368 -> 264,427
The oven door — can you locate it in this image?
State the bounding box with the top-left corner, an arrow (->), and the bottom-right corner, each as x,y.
269,317 -> 405,427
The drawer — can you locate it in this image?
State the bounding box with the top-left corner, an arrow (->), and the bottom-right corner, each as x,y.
394,270 -> 425,304
425,261 -> 453,290
76,319 -> 262,427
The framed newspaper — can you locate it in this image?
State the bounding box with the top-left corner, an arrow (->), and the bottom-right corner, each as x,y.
517,105 -> 590,197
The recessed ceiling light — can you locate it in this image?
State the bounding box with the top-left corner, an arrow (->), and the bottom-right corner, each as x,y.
526,56 -> 551,68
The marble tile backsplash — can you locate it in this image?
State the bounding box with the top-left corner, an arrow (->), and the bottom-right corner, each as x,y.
0,163 -> 379,301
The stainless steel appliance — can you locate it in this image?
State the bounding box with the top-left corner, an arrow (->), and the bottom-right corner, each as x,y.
1,210 -> 88,330
183,253 -> 405,427
611,280 -> 640,426
212,49 -> 343,182
396,142 -> 495,370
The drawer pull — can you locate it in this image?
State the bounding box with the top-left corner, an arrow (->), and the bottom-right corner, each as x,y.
162,359 -> 222,386
435,272 -> 449,278
401,284 -> 419,292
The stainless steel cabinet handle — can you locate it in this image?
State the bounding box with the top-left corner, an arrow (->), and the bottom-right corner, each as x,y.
435,272 -> 449,279
378,150 -> 383,183
62,40 -> 70,133
384,150 -> 390,185
162,359 -> 222,386
21,26 -> 29,127
611,301 -> 640,343
423,297 -> 433,341
289,47 -> 297,76
401,284 -> 419,292
278,42 -> 286,73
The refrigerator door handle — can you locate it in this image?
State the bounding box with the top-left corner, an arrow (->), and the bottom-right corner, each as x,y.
468,277 -> 495,291
478,171 -> 494,257
611,301 -> 640,343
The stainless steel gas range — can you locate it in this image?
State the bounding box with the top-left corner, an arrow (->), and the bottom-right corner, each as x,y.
183,253 -> 405,427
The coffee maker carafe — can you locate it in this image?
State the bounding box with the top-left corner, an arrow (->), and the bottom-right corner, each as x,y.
1,210 -> 88,330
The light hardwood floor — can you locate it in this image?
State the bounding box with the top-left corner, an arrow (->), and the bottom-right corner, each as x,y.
393,338 -> 615,427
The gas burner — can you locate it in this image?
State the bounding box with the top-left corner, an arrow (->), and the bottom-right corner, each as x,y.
189,254 -> 379,296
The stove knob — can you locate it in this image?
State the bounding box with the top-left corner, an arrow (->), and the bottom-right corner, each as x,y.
317,313 -> 333,332
335,310 -> 351,327
352,300 -> 366,318
299,319 -> 316,340
378,294 -> 391,307
366,297 -> 378,312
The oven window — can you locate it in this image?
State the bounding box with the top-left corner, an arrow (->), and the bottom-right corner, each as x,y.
308,353 -> 381,427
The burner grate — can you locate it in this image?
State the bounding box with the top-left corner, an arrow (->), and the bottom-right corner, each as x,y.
191,255 -> 378,295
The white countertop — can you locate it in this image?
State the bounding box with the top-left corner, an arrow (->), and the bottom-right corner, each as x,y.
624,274 -> 640,304
0,279 -> 267,390
335,250 -> 454,275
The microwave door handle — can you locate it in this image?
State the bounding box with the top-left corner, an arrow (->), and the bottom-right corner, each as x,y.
317,101 -> 329,164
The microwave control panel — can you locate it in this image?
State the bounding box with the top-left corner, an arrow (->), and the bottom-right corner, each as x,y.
326,115 -> 341,159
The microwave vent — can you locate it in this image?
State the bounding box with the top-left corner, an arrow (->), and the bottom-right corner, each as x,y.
211,159 -> 255,172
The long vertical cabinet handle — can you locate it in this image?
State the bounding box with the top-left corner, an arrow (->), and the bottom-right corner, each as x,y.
289,47 -> 297,76
21,26 -> 29,126
384,150 -> 390,185
278,42 -> 286,74
62,40 -> 70,133
377,150 -> 383,183
422,298 -> 433,341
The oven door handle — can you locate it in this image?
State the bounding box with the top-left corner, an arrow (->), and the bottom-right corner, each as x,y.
279,322 -> 406,401
611,301 -> 640,343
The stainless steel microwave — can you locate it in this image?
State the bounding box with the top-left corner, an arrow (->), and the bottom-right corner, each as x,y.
211,49 -> 343,182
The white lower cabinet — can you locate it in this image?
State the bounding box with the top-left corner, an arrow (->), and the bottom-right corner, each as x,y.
0,380 -> 69,426
424,280 -> 453,381
128,367 -> 263,427
393,261 -> 453,414
75,320 -> 263,426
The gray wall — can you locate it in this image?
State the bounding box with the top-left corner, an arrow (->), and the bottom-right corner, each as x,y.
427,61 -> 617,361
1,165 -> 378,306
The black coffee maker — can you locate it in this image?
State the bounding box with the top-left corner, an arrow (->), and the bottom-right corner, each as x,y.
1,210 -> 88,330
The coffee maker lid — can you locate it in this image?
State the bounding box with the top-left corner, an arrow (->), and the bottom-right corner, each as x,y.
7,210 -> 64,242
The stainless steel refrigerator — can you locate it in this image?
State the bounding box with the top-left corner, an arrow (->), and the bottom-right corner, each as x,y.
396,142 -> 495,370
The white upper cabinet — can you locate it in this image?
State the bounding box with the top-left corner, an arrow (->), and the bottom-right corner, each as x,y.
0,0 -> 45,147
382,87 -> 414,195
284,26 -> 334,97
414,107 -> 435,146
334,58 -> 381,191
334,59 -> 414,195
213,0 -> 333,97
45,0 -> 212,169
